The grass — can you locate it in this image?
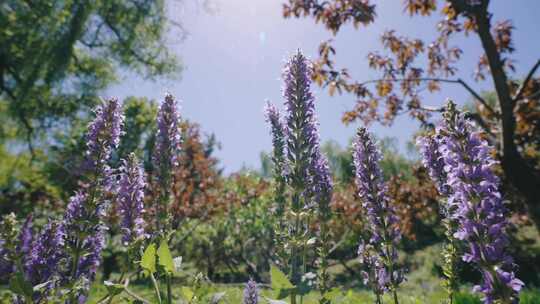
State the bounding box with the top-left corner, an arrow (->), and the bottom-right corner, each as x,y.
88,283 -> 540,304
88,244 -> 540,303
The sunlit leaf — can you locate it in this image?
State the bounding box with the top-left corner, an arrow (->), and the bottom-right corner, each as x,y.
141,243 -> 157,274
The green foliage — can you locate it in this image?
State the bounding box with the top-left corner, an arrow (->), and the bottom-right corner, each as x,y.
0,145 -> 61,215
0,0 -> 180,145
180,173 -> 274,282
271,265 -> 294,299
157,241 -> 175,275
141,243 -> 157,275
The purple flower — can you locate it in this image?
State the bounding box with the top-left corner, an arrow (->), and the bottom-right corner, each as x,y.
117,153 -> 146,245
25,222 -> 65,289
84,98 -> 124,174
17,215 -> 33,257
434,101 -> 523,303
264,101 -> 288,218
64,191 -> 91,235
0,239 -> 13,280
152,93 -> 181,182
282,50 -> 332,209
357,242 -> 386,297
264,101 -> 287,179
152,93 -> 181,231
75,228 -> 105,283
417,135 -> 451,196
243,278 -> 259,304
309,147 -> 333,213
353,127 -> 403,294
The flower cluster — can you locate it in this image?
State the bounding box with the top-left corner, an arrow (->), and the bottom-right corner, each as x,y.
418,130 -> 460,301
280,50 -> 333,212
357,241 -> 386,301
152,93 -> 182,232
117,153 -> 147,245
353,127 -> 403,299
84,97 -> 124,175
25,222 -> 66,292
418,101 -> 523,303
153,93 -> 182,181
264,101 -> 288,218
282,51 -> 321,202
417,135 -> 450,196
243,278 -> 259,304
18,215 -> 33,258
62,98 -> 124,300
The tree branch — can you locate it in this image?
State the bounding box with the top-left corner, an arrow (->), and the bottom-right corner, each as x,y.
513,59 -> 540,102
358,77 -> 499,117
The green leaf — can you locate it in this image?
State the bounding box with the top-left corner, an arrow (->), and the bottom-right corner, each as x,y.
181,286 -> 195,301
270,265 -> 295,299
270,265 -> 294,290
9,273 -> 33,297
103,280 -> 125,297
140,243 -> 157,274
157,240 -> 175,275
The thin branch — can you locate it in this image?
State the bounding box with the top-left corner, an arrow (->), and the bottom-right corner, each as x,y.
513,59 -> 540,102
358,77 -> 499,117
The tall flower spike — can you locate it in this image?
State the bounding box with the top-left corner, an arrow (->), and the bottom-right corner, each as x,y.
283,51 -> 332,208
437,101 -> 523,303
153,93 -> 182,179
357,242 -> 385,302
281,50 -> 334,291
243,278 -> 259,304
84,97 -> 124,174
75,229 -> 105,283
417,135 -> 451,196
283,50 -> 319,202
18,215 -> 33,257
25,221 -> 65,291
118,153 -> 146,245
152,93 -> 182,231
417,133 -> 459,302
264,101 -> 287,217
64,191 -> 90,235
353,127 -> 403,301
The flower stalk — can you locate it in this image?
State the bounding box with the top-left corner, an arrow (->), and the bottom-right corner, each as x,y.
353,127 -> 404,304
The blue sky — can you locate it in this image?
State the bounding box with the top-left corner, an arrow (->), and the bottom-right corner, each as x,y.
107,1 -> 540,173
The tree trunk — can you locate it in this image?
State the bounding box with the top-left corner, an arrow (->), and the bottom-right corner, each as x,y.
474,8 -> 540,226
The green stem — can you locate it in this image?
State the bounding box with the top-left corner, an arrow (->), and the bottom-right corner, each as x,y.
291,290 -> 297,304
125,287 -> 153,304
166,275 -> 172,304
150,272 -> 162,304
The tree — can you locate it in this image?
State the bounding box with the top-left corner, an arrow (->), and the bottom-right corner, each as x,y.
0,0 -> 181,152
283,0 -> 540,226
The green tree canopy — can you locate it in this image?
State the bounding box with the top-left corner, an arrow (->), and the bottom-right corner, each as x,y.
0,0 -> 181,151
